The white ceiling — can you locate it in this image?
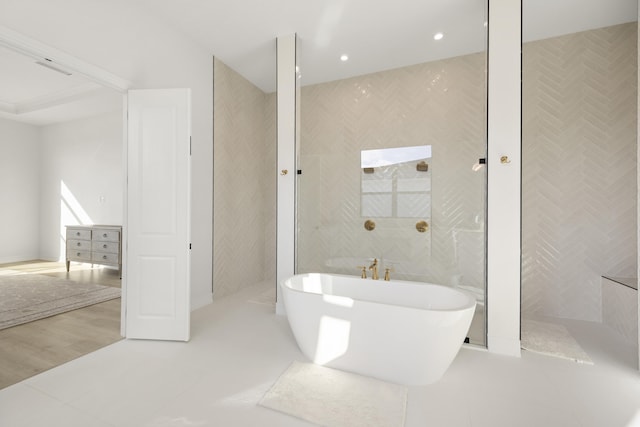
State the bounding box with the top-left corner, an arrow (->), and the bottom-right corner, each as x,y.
0,0 -> 637,126
129,0 -> 637,92
0,43 -> 125,126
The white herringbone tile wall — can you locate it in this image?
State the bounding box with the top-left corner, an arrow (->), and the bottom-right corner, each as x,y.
264,93 -> 277,283
522,23 -> 637,322
211,23 -> 636,328
297,53 -> 488,315
213,58 -> 274,298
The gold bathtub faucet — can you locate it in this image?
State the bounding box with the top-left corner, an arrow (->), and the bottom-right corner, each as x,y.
369,258 -> 379,280
357,265 -> 367,279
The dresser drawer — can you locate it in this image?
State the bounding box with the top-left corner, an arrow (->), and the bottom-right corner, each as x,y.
68,250 -> 92,262
92,252 -> 119,264
93,229 -> 120,242
65,225 -> 122,273
68,239 -> 92,251
67,228 -> 91,240
92,241 -> 119,254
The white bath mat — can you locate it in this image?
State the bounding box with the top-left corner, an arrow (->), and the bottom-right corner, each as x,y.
259,361 -> 408,427
522,319 -> 593,365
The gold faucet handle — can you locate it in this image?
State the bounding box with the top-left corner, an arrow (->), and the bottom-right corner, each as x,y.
384,267 -> 395,281
356,266 -> 367,279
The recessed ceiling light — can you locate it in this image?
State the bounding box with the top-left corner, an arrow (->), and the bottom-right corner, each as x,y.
340,54 -> 349,62
433,32 -> 444,41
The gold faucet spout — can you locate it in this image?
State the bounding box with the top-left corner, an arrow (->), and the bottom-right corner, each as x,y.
369,258 -> 379,280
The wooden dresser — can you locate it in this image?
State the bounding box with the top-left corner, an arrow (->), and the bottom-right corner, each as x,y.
66,225 -> 122,276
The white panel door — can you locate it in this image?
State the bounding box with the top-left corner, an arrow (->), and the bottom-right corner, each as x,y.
125,89 -> 191,341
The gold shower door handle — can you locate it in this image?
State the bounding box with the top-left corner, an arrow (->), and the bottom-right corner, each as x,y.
416,220 -> 429,233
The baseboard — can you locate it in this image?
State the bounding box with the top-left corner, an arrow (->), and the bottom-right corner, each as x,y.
38,255 -> 61,262
0,255 -> 42,264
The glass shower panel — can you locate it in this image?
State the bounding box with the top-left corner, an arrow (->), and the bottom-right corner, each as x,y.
296,6 -> 488,346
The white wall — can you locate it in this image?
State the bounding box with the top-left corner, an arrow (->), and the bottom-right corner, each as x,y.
0,118 -> 40,263
38,112 -> 123,261
0,0 -> 214,308
486,0 -> 522,356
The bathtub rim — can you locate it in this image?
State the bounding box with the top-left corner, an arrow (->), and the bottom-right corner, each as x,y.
280,272 -> 477,313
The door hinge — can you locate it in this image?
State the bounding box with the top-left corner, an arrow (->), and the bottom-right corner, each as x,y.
190,136 -> 192,156
189,243 -> 192,250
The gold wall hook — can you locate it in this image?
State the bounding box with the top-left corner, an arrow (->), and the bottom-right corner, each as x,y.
280,169 -> 288,175
415,220 -> 429,233
364,219 -> 376,231
500,156 -> 510,164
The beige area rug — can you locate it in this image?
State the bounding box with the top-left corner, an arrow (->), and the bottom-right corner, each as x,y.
259,361 -> 408,427
521,319 -> 593,365
0,274 -> 121,330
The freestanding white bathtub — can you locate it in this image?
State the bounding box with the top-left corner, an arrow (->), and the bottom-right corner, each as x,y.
280,273 -> 476,385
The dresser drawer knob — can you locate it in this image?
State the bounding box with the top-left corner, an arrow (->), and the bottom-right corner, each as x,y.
102,255 -> 108,260
103,244 -> 108,249
76,232 -> 81,236
77,242 -> 81,246
103,233 -> 108,238
76,252 -> 81,256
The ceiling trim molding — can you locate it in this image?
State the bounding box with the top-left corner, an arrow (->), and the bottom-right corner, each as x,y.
0,25 -> 132,93
14,83 -> 104,114
0,100 -> 16,114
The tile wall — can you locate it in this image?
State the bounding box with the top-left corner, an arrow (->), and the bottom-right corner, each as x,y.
212,23 -> 637,328
213,58 -> 275,298
297,52 -> 488,291
522,23 -> 637,322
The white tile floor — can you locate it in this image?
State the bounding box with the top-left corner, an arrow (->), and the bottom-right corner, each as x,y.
1,281 -> 640,427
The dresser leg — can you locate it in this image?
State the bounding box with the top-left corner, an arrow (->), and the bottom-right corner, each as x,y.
66,260 -> 70,272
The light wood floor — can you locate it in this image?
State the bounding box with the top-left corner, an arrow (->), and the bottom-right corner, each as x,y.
0,260 -> 122,389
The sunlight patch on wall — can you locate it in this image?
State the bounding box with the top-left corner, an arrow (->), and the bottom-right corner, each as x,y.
59,180 -> 93,260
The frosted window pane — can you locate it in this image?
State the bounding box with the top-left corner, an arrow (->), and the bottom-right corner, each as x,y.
397,177 -> 430,192
361,194 -> 393,217
397,193 -> 430,217
361,179 -> 393,193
